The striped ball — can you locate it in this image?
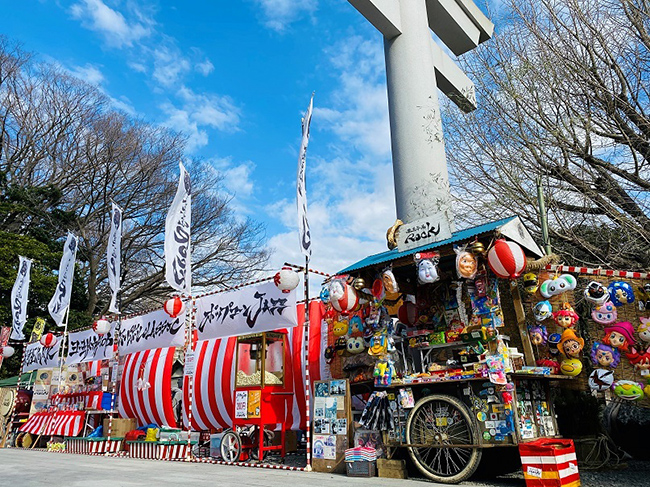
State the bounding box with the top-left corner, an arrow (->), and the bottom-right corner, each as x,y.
164,296 -> 185,318
329,281 -> 359,314
40,333 -> 57,348
487,239 -> 526,279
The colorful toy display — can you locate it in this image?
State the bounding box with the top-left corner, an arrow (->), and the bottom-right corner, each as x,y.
558,329 -> 584,358
553,303 -> 579,329
638,318 -> 650,343
528,325 -> 548,346
608,281 -> 635,306
584,281 -> 609,305
539,274 -> 577,298
523,273 -> 539,294
486,239 -> 526,279
332,320 -> 349,337
612,380 -> 645,400
590,342 -> 621,368
533,301 -> 553,322
455,247 -> 478,279
591,302 -> 617,325
603,321 -> 636,351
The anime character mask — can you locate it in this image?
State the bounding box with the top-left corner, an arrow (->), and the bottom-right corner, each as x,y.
584,281 -> 609,305
591,302 -> 617,325
533,301 -> 553,322
523,273 -> 539,294
455,249 -> 478,279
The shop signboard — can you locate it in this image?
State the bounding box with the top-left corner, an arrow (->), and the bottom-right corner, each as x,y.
397,215 -> 453,252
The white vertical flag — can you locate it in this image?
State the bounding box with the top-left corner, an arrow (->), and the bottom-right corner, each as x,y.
297,93 -> 314,260
48,232 -> 79,327
10,256 -> 32,340
107,202 -> 123,313
165,162 -> 192,294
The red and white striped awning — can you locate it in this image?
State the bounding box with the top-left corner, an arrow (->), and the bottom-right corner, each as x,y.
182,301 -> 327,431
44,411 -> 85,436
19,411 -> 85,437
19,411 -> 53,435
118,347 -> 177,428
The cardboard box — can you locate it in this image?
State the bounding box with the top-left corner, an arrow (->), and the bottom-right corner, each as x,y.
377,458 -> 407,479
103,418 -> 136,439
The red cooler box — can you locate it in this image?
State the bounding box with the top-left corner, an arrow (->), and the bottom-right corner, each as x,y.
519,439 -> 580,487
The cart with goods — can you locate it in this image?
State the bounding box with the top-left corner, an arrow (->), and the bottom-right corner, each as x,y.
220,331 -> 294,462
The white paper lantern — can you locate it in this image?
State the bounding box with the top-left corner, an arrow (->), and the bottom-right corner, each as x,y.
40,333 -> 57,348
164,296 -> 185,318
273,267 -> 300,293
93,318 -> 111,335
1,346 -> 15,358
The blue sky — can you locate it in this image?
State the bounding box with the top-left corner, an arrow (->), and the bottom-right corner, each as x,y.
3,0 -> 496,286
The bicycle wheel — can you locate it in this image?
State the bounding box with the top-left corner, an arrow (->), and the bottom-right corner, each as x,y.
406,394 -> 482,483
220,430 -> 242,462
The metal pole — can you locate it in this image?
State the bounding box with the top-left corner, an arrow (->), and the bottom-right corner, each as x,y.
303,256 -> 312,471
185,295 -> 195,461
105,310 -> 121,450
536,176 -> 552,255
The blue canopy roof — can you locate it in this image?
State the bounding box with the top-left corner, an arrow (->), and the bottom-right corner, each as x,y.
338,216 -> 519,274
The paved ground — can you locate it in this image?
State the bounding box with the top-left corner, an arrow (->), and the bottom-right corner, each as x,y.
2,449 -> 649,486
0,449 -> 475,487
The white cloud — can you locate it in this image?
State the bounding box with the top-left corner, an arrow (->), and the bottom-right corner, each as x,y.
68,63 -> 105,86
160,86 -> 241,152
265,31 -> 395,284
195,59 -> 214,76
152,45 -> 192,87
251,0 -> 318,32
69,0 -> 152,48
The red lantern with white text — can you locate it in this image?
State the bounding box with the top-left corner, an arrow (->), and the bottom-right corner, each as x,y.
487,239 -> 526,279
329,278 -> 359,314
93,318 -> 111,335
273,267 -> 300,293
164,296 -> 185,318
1,346 -> 15,358
40,333 -> 57,348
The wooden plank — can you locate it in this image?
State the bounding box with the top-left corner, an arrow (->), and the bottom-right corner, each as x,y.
510,281 -> 536,366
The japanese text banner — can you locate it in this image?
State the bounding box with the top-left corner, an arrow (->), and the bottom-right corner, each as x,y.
119,308 -> 186,356
23,339 -> 61,373
195,281 -> 298,340
65,324 -> 116,365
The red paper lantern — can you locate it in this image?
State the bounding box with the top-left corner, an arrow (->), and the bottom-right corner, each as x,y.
164,296 -> 185,318
398,302 -> 419,326
40,333 -> 57,348
93,318 -> 111,335
273,267 -> 300,293
487,239 -> 526,279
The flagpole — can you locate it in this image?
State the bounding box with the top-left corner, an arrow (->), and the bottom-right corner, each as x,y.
303,257 -> 312,471
105,305 -> 121,450
184,294 -> 195,461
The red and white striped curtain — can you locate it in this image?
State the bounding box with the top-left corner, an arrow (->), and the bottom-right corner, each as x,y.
182,300 -> 327,431
19,411 -> 85,437
118,347 -> 177,428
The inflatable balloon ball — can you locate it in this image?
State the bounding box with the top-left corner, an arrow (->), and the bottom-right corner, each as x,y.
539,274 -> 577,298
319,286 -> 330,304
608,281 -> 635,307
612,380 -> 645,401
486,239 -> 526,279
559,358 -> 583,376
329,278 -> 359,314
584,281 -> 609,305
588,369 -> 614,392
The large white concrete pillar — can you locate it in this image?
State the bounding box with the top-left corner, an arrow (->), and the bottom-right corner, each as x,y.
384,0 -> 452,227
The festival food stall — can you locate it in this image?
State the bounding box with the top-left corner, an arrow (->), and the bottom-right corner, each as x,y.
317,216 -> 580,484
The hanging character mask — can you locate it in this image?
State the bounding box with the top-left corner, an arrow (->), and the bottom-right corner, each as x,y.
523,273 -> 539,294
591,302 -> 617,325
590,342 -> 621,368
455,247 -> 478,279
553,303 -> 579,329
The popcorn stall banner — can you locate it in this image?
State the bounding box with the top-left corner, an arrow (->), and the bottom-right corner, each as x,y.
65,323 -> 117,365
23,339 -> 62,373
48,232 -> 79,327
195,282 -> 298,341
118,308 -> 186,356
10,256 -> 32,340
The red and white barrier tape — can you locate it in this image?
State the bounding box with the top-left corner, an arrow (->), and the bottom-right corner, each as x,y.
544,264 -> 650,280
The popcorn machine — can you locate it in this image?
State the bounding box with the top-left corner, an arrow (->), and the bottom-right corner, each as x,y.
220,331 -> 293,462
